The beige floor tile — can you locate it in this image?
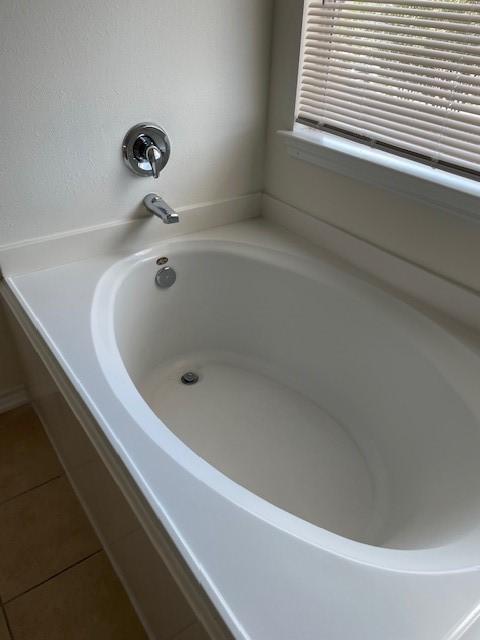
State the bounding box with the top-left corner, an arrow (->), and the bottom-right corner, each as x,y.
0,405 -> 63,503
5,552 -> 147,640
0,475 -> 100,601
0,611 -> 9,640
174,622 -> 210,640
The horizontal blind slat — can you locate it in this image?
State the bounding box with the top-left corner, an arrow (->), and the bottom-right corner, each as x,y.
298,111 -> 450,159
300,106 -> 480,162
300,76 -> 480,115
304,39 -> 480,64
298,96 -> 480,154
302,63 -> 480,99
299,87 -> 480,129
308,7 -> 480,24
308,1 -> 480,17
307,24 -> 480,47
302,68 -> 480,103
303,51 -> 480,77
299,91 -> 480,144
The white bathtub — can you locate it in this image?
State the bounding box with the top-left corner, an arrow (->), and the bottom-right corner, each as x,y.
5,219 -> 480,639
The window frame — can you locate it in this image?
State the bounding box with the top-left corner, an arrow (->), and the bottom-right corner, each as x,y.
284,1 -> 480,220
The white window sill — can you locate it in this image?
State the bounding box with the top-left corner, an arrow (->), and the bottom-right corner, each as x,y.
278,125 -> 480,222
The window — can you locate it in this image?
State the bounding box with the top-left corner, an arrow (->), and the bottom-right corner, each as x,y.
296,0 -> 480,180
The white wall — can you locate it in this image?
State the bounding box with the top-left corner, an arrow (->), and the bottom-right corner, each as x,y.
0,0 -> 273,245
264,0 -> 480,293
0,0 -> 273,395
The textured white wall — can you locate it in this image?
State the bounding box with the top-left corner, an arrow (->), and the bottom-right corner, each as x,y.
0,0 -> 273,245
265,0 -> 480,292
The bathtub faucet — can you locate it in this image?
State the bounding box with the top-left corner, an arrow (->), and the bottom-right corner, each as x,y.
143,194 -> 179,224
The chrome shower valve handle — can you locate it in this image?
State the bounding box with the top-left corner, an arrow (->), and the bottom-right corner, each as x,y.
122,123 -> 171,178
145,145 -> 162,178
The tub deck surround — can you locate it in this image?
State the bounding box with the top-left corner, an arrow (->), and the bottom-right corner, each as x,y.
262,195 -> 480,333
2,219 -> 480,639
0,194 -> 261,277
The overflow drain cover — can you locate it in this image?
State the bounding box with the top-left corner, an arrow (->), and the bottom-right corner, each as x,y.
181,372 -> 199,385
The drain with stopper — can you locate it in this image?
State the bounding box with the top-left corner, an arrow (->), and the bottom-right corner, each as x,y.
181,371 -> 199,385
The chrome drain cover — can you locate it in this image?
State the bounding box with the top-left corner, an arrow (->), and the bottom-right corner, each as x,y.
181,371 -> 199,385
155,265 -> 176,288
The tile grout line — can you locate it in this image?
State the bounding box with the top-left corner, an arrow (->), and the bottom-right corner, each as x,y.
169,621 -> 200,640
0,474 -> 64,508
3,549 -> 103,607
1,602 -> 15,640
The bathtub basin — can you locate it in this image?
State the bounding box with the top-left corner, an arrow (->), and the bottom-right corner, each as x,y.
98,239 -> 480,560
6,219 -> 480,639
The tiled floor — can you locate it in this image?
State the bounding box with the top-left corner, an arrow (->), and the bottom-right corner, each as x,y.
0,405 -> 149,639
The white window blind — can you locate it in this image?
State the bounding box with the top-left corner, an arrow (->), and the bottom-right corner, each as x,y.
296,0 -> 480,179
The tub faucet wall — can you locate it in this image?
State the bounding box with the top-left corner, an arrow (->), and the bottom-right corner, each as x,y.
0,0 -> 274,398
0,0 -> 273,246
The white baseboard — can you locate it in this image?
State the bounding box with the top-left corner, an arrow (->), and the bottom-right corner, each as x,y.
0,385 -> 29,413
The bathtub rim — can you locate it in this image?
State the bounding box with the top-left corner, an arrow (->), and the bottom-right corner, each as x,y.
91,234 -> 480,575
